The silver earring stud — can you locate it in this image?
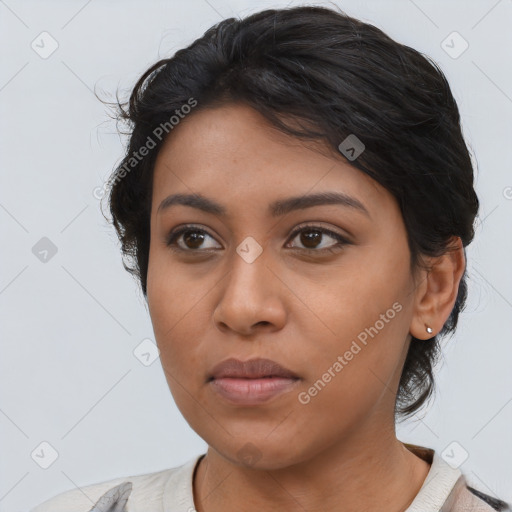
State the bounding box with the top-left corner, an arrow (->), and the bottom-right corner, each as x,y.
426,326 -> 433,334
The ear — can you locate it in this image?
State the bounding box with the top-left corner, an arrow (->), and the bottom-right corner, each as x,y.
410,236 -> 466,340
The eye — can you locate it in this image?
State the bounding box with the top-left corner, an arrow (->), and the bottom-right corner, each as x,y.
166,225 -> 221,253
286,224 -> 351,254
165,223 -> 351,255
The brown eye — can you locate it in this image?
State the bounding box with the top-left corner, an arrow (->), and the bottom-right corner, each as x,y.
165,224 -> 350,255
181,230 -> 205,249
298,229 -> 323,249
166,226 -> 221,252
287,225 -> 351,253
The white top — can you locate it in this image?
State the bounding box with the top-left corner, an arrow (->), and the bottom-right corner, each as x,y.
28,446 -> 491,512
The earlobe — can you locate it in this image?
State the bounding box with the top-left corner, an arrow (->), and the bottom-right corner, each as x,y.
410,236 -> 465,340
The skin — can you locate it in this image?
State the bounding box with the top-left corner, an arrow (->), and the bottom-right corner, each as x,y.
146,102 -> 466,512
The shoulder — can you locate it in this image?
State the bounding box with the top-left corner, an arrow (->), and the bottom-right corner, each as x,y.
29,457 -> 199,512
403,444 -> 511,512
465,485 -> 512,512
442,474 -> 512,512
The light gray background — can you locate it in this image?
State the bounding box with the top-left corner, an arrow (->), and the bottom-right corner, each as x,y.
1,0 -> 511,510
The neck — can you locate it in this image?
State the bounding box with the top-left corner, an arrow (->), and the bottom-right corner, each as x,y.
193,422 -> 431,512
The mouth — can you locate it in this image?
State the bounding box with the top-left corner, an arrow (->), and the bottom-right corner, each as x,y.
207,358 -> 300,405
208,357 -> 299,380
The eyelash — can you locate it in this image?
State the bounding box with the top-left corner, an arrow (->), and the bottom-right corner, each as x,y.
165,223 -> 351,255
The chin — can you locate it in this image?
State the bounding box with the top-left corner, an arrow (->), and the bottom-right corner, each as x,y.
213,439 -> 306,471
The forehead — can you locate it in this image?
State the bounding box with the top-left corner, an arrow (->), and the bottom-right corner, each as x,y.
151,103 -> 392,218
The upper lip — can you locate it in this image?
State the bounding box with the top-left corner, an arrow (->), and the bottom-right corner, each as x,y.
208,358 -> 299,380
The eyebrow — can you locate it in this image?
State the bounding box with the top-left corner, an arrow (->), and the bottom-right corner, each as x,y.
157,191 -> 370,218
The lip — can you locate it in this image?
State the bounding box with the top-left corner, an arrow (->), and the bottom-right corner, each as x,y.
208,358 -> 300,405
210,377 -> 300,405
208,357 -> 299,380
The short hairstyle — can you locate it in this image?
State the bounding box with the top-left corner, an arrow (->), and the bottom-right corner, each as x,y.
104,5 -> 479,420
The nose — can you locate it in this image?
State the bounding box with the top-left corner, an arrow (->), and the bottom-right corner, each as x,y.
212,250 -> 287,337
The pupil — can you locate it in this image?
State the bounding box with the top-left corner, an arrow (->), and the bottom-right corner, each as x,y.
301,229 -> 321,248
184,231 -> 204,249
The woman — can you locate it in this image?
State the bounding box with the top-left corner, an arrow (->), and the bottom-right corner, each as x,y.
31,5 -> 510,512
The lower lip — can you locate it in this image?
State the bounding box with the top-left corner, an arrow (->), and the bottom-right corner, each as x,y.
209,377 -> 300,405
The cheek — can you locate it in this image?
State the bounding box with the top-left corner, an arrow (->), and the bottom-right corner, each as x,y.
147,256 -> 196,371
147,278 -> 207,415
294,257 -> 408,352
292,256 -> 411,412
147,250 -> 197,335
294,312 -> 407,442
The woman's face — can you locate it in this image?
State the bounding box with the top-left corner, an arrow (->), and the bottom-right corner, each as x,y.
147,103 -> 422,469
